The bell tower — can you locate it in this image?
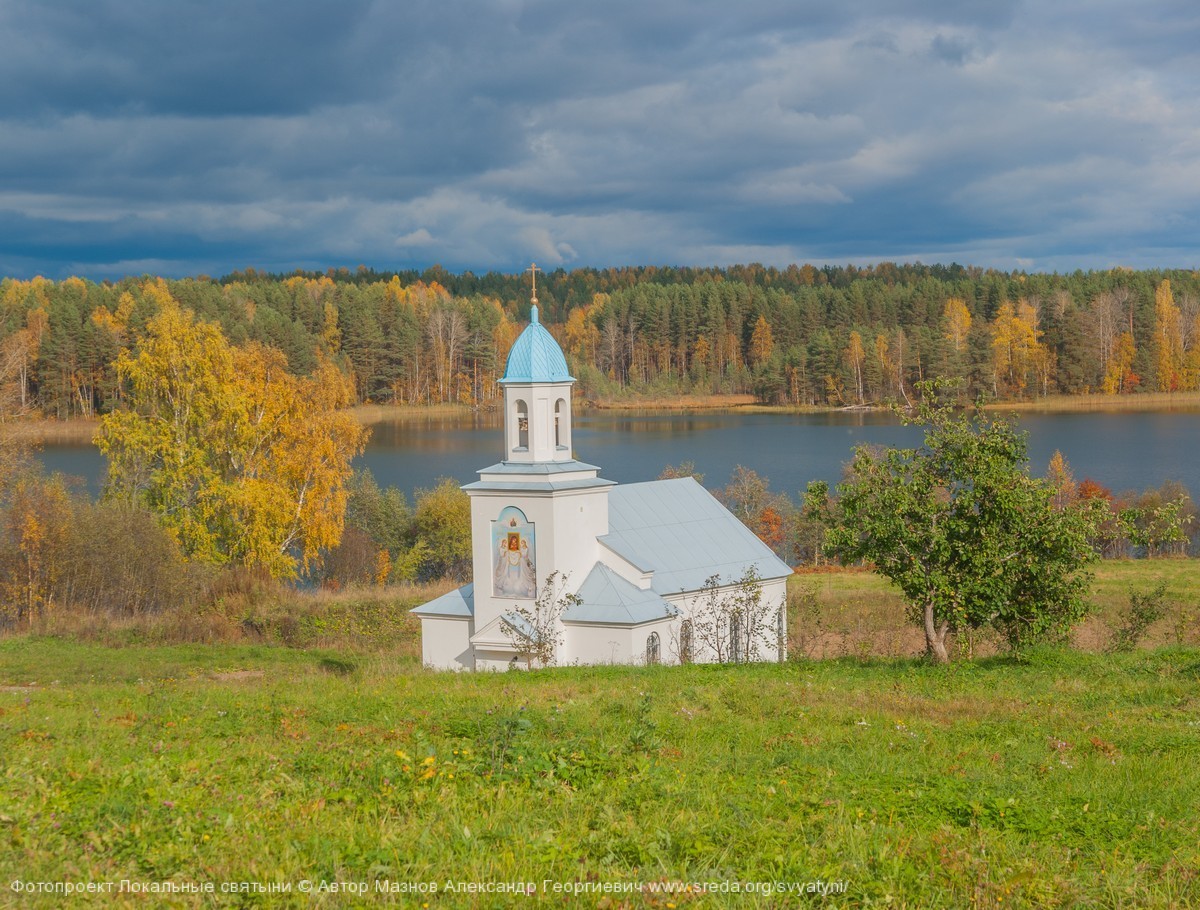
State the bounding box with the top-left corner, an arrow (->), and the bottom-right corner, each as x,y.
499,264 -> 574,463
461,263 -> 614,655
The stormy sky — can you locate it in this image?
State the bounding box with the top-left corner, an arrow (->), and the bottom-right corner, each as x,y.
1,0 -> 1197,279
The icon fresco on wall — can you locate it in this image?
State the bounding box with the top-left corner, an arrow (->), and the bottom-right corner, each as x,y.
493,506 -> 536,598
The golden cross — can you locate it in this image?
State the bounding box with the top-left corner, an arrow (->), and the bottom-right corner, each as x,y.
526,262 -> 542,303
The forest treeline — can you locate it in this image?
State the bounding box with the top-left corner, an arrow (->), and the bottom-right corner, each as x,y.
3,262 -> 1200,417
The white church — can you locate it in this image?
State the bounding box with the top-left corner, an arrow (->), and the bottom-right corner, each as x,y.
412,280 -> 792,670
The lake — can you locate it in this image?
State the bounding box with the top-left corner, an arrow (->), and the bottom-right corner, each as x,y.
37,408 -> 1200,501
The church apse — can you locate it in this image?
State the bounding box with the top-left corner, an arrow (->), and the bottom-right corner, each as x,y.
492,506 -> 536,599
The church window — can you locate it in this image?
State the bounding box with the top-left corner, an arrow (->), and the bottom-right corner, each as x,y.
554,398 -> 567,449
515,400 -> 528,449
646,632 -> 661,665
679,619 -> 693,664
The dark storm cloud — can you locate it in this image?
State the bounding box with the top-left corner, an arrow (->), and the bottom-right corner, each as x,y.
0,0 -> 1197,278
0,0 -> 384,117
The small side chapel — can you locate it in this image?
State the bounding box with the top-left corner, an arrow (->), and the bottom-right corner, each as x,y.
412,269 -> 792,670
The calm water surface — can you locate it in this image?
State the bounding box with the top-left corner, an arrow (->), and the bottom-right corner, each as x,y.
41,409 -> 1200,500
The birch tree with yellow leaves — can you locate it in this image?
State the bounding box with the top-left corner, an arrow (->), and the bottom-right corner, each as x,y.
1152,279 -> 1184,392
1102,332 -> 1139,394
943,297 -> 972,354
98,297 -> 366,578
845,330 -> 865,404
749,315 -> 774,367
990,300 -> 1049,398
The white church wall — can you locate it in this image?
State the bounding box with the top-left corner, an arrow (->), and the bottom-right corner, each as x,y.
562,616 -> 678,666
421,617 -> 474,671
562,623 -> 633,665
468,487 -> 608,633
595,541 -> 653,590
475,649 -> 521,672
663,576 -> 789,665
550,490 -> 609,585
468,492 -> 557,632
769,577 -> 788,661
632,617 -> 677,665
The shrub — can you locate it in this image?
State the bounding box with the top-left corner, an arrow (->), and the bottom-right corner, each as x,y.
1107,584 -> 1169,653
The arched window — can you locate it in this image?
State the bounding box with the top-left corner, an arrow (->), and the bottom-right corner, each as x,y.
730,614 -> 743,663
554,397 -> 568,449
645,631 -> 661,665
515,400 -> 528,449
679,619 -> 693,664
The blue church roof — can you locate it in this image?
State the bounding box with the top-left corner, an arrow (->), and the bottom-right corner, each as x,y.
501,305 -> 574,384
563,564 -> 677,625
410,583 -> 474,618
601,478 -> 794,595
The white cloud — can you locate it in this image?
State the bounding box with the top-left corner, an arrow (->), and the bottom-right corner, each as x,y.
518,227 -> 576,266
395,228 -> 435,247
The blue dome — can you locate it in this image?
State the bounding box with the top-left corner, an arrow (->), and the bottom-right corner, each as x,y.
501,305 -> 574,383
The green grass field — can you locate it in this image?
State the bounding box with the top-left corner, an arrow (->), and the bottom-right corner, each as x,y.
2,638 -> 1199,907
1,562 -> 1199,907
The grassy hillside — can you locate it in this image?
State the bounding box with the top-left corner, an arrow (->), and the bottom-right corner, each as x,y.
790,560 -> 1200,660
1,638 -> 1198,907
15,560 -> 1200,662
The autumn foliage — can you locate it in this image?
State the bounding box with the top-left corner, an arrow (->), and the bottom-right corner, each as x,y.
98,296 -> 366,578
5,265 -> 1200,419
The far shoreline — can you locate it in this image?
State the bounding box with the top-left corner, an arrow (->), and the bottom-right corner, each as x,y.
9,389 -> 1200,445
979,390 -> 1200,413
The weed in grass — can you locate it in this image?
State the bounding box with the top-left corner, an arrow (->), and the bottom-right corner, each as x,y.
1108,583 -> 1170,653
788,582 -> 823,657
318,656 -> 358,676
1172,601 -> 1197,647
478,710 -> 533,777
626,691 -> 660,753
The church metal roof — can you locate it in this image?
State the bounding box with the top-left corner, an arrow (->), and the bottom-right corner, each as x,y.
601,477 -> 794,596
410,583 -> 474,618
562,563 -> 677,625
500,305 -> 574,384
